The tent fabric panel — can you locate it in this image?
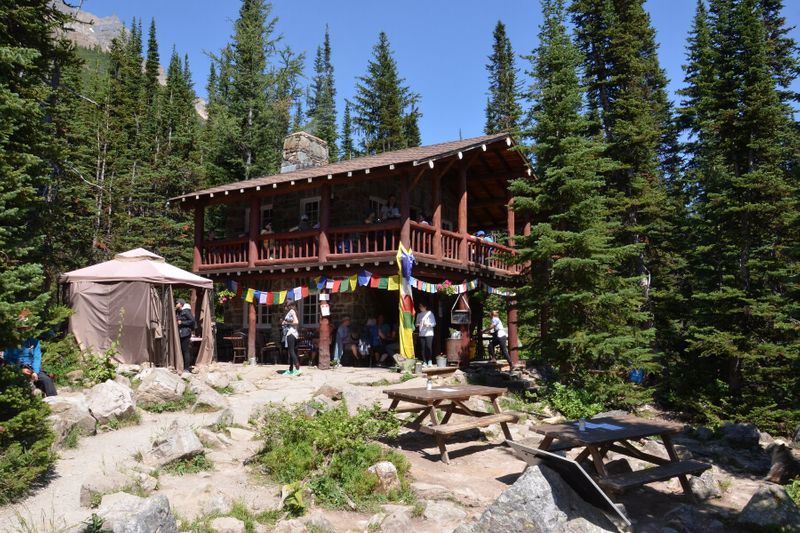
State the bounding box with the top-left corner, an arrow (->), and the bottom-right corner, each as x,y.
195,289 -> 215,366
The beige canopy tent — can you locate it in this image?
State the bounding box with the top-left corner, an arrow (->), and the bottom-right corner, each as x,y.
60,248 -> 215,371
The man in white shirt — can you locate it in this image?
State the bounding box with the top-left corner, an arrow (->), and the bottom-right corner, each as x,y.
483,310 -> 511,366
415,303 -> 436,366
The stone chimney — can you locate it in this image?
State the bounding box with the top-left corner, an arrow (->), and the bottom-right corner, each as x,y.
280,131 -> 329,173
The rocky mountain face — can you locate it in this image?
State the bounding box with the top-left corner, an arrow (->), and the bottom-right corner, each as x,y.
54,0 -> 124,53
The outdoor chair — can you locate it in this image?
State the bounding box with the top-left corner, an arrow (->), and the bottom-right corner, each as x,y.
229,334 -> 247,364
261,340 -> 282,364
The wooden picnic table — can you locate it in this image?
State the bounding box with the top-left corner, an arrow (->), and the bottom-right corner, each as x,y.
384,384 -> 519,464
529,415 -> 710,498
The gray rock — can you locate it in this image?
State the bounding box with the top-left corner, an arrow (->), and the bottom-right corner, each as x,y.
737,484 -> 800,531
96,492 -> 177,533
410,481 -> 450,500
188,379 -> 228,411
314,383 -> 343,400
209,516 -> 246,533
115,364 -> 142,377
135,368 -> 186,406
300,510 -> 334,532
794,424 -> 800,444
204,372 -> 231,389
273,519 -> 308,533
66,369 -> 84,382
131,471 -> 158,494
309,394 -> 337,412
423,499 -> 467,524
209,408 -> 234,428
368,461 -> 400,494
379,508 -> 412,533
45,394 -> 97,446
80,471 -> 129,507
663,504 -> 704,532
456,465 -> 618,533
688,470 -> 721,500
342,387 -> 378,416
86,380 -> 136,425
195,427 -> 231,449
143,420 -> 204,467
114,374 -> 132,388
720,422 -> 760,448
694,426 -> 714,441
604,458 -> 632,476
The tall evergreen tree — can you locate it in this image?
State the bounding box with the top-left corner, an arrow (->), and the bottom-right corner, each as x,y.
340,100 -> 355,159
484,21 -> 523,134
352,32 -> 421,154
0,0 -> 73,345
678,0 -> 799,433
513,0 -> 653,407
307,26 -> 338,160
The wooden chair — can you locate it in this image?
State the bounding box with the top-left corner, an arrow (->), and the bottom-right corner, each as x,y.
261,340 -> 282,364
229,335 -> 247,364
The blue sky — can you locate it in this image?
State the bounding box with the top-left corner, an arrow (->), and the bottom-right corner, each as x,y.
85,0 -> 798,145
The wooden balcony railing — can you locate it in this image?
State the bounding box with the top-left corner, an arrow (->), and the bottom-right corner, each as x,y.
200,237 -> 248,269
467,236 -> 520,273
441,229 -> 463,262
197,223 -> 519,276
256,230 -> 319,265
328,222 -> 401,257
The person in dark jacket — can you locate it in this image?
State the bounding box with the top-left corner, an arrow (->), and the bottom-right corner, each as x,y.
176,299 -> 196,374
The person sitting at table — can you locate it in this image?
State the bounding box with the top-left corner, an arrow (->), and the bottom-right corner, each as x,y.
364,211 -> 376,224
381,194 -> 401,220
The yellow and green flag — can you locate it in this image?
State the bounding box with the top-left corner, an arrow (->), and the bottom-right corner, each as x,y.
396,243 -> 416,358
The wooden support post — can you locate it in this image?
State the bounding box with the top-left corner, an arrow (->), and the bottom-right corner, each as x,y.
319,184 -> 330,261
248,298 -> 257,361
432,172 -> 442,257
248,196 -> 259,268
508,301 -> 520,367
318,291 -> 331,370
193,205 -> 204,272
458,165 -> 468,261
523,219 -> 531,237
400,175 -> 411,247
507,194 -> 515,247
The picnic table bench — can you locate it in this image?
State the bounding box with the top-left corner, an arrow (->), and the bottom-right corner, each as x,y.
384,384 -> 519,463
529,415 -> 710,499
420,366 -> 458,378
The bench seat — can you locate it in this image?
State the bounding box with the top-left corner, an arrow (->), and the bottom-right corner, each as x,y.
597,459 -> 711,494
425,412 -> 519,436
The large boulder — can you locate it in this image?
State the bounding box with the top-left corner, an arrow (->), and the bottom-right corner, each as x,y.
737,484 -> 800,531
455,465 -> 618,533
188,379 -> 229,411
96,492 -> 177,533
86,379 -> 136,425
135,368 -> 185,406
45,394 -> 97,446
689,470 -> 722,501
720,422 -> 761,448
80,470 -> 129,508
204,372 -> 231,389
423,499 -> 468,525
314,383 -> 343,401
142,420 -> 204,467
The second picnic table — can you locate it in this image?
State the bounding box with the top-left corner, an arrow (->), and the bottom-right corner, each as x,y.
529,415 -> 710,498
383,384 -> 519,463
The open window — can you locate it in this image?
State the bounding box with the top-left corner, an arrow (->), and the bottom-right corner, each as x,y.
244,203 -> 274,233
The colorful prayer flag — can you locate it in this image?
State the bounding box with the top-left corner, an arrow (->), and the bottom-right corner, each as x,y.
302,286 -> 309,298
349,274 -> 357,291
293,287 -> 303,300
267,292 -> 274,305
358,271 -> 372,286
278,290 -> 287,304
387,275 -> 399,291
259,291 -> 267,304
396,243 -> 416,358
378,277 -> 389,289
245,288 -> 254,303
370,275 -> 380,288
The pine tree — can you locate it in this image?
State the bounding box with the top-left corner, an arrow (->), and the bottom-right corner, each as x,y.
352,32 -> 421,154
484,21 -> 522,134
307,26 -> 338,160
679,0 -> 800,433
340,100 -> 355,159
0,0 -> 73,346
512,0 -> 653,407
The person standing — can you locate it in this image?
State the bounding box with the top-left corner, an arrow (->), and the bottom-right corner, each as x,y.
282,302 -> 301,375
176,299 -> 196,375
483,310 -> 510,366
416,303 -> 436,367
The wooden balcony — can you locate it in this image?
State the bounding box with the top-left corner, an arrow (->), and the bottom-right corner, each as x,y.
197,221 -> 520,277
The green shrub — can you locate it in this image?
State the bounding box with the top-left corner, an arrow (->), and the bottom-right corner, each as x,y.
255,403 -> 411,511
140,389 -> 197,413
161,453 -> 213,476
539,382 -> 604,420
0,365 -> 56,504
41,333 -> 117,388
787,479 -> 800,507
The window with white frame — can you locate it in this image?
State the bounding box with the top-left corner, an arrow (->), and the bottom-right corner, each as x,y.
243,203 -> 274,233
300,197 -> 321,227
242,297 -> 272,328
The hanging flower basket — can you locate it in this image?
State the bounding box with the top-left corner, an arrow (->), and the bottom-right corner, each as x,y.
437,280 -> 456,296
216,289 -> 236,306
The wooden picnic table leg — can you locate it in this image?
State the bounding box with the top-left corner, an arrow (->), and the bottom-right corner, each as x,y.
427,401 -> 451,464
490,396 -> 514,441
387,399 -> 399,411
574,446 -> 592,464
588,445 -> 608,477
409,406 -> 432,427
538,436 -> 554,450
662,433 -> 696,501
440,401 -> 456,425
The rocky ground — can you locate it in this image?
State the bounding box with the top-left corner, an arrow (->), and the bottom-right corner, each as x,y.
0,363 -> 798,533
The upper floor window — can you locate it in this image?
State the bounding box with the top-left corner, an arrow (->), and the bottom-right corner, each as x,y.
244,203 -> 273,234
300,197 -> 321,227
